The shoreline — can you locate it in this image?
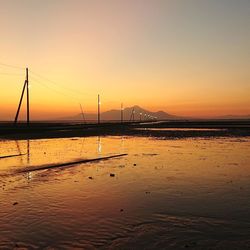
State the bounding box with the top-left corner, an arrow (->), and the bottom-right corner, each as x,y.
0,120 -> 250,140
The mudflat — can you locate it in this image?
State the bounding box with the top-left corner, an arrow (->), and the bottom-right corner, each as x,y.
0,135 -> 250,249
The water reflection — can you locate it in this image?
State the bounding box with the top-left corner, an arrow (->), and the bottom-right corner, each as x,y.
120,136 -> 125,153
27,139 -> 30,164
15,140 -> 23,164
97,136 -> 102,156
0,136 -> 250,249
79,137 -> 85,156
26,171 -> 32,181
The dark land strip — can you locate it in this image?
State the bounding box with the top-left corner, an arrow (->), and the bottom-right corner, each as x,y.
0,120 -> 250,140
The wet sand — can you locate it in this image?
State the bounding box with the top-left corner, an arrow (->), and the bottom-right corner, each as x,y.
0,121 -> 250,249
0,136 -> 250,249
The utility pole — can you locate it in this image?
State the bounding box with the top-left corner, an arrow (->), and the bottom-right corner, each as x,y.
98,94 -> 100,124
26,68 -> 29,125
121,103 -> 123,123
140,112 -> 142,121
129,107 -> 135,122
14,67 -> 30,125
79,104 -> 86,124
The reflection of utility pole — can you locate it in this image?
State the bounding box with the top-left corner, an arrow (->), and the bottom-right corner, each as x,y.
15,140 -> 23,164
121,103 -> 124,123
97,94 -> 100,124
97,136 -> 102,156
79,104 -> 86,124
14,67 -> 30,125
120,136 -> 124,154
27,139 -> 30,164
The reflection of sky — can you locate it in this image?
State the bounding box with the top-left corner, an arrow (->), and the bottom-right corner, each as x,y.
1,136 -> 250,248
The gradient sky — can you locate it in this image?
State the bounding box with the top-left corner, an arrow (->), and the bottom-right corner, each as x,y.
0,0 -> 249,120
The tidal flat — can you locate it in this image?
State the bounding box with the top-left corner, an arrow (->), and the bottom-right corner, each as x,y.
0,136 -> 250,249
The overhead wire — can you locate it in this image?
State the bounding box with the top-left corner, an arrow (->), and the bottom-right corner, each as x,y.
29,70 -> 96,97
0,63 -> 104,100
0,62 -> 25,78
0,61 -> 125,117
29,75 -> 82,104
0,72 -> 23,76
0,62 -> 25,70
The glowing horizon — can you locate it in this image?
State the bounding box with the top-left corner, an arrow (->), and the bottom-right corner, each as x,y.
0,0 -> 249,120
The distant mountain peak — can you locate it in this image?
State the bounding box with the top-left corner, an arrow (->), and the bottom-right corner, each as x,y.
60,105 -> 181,121
131,105 -> 141,109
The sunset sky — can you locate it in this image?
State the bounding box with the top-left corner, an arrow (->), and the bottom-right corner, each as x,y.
0,0 -> 249,120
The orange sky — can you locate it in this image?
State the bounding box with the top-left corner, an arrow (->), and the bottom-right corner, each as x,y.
0,0 -> 249,120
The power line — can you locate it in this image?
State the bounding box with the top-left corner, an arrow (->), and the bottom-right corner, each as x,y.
0,62 -> 25,70
29,70 -> 95,97
30,75 -> 82,103
0,62 -> 96,97
1,62 -> 129,124
0,72 -> 23,76
0,62 -> 98,97
0,62 -> 105,99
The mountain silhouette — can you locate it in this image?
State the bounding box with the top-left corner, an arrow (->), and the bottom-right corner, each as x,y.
61,105 -> 180,121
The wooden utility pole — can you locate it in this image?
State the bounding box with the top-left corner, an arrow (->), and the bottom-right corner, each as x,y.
129,107 -> 135,122
26,68 -> 29,125
121,103 -> 123,123
98,94 -> 100,124
79,104 -> 86,124
14,67 -> 30,125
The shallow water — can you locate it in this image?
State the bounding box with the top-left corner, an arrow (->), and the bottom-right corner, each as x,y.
0,136 -> 250,249
134,128 -> 225,131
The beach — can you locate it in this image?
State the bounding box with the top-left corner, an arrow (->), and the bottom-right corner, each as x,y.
0,122 -> 250,249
